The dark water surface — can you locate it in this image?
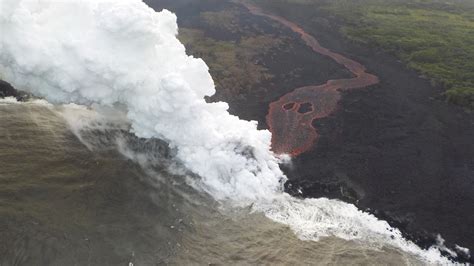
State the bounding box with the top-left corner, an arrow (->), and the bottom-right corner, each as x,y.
0,101 -> 182,264
0,100 -> 425,265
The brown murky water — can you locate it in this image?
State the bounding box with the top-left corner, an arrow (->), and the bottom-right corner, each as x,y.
0,100 -> 424,265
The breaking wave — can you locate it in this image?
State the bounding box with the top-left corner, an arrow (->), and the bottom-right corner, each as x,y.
0,0 -> 456,263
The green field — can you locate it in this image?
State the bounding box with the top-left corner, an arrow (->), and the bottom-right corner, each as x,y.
179,28 -> 281,100
253,0 -> 474,109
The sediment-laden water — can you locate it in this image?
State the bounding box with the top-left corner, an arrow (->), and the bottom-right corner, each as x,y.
0,0 -> 458,263
0,100 -> 428,265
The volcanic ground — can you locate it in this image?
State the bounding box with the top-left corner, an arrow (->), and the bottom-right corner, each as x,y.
2,0 -> 473,262
144,0 -> 474,262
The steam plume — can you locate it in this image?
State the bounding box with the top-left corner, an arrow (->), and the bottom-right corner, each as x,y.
0,0 -> 455,263
0,0 -> 284,203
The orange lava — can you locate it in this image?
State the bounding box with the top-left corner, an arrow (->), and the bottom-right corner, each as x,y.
240,1 -> 379,156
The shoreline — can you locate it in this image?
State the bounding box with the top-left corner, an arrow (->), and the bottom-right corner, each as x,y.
2,0 -> 473,262
250,2 -> 474,262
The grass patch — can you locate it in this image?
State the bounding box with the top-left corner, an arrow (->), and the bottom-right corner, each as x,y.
200,10 -> 241,33
252,0 -> 474,109
179,28 -> 283,99
445,87 -> 474,109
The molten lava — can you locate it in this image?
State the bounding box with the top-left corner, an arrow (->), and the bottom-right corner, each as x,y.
240,1 -> 379,156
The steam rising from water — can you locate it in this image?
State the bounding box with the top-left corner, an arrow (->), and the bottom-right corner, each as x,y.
0,0 -> 455,263
0,0 -> 284,204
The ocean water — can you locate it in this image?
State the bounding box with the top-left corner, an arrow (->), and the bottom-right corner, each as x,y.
0,0 -> 458,263
0,99 -> 427,265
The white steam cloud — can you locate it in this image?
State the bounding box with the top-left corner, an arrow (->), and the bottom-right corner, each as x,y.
0,0 -> 284,203
0,0 -> 455,263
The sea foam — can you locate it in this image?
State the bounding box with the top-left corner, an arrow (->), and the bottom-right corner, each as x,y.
0,0 -> 455,263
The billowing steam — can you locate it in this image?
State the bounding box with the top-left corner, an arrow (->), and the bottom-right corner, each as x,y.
0,0 -> 284,204
0,0 -> 455,263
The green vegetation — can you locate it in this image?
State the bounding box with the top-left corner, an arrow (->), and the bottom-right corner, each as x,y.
200,10 -> 242,33
253,0 -> 474,109
445,87 -> 474,109
331,0 -> 474,109
179,25 -> 284,99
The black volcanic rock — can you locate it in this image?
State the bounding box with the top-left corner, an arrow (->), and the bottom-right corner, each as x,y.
0,80 -> 17,98
148,0 -> 474,261
276,8 -> 474,262
0,80 -> 29,101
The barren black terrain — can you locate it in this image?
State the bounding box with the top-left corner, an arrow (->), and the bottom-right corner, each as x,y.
1,0 -> 473,263
147,0 -> 474,262
0,80 -> 29,101
251,2 -> 474,261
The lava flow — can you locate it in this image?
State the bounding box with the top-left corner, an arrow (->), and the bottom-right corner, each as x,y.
240,1 -> 379,156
